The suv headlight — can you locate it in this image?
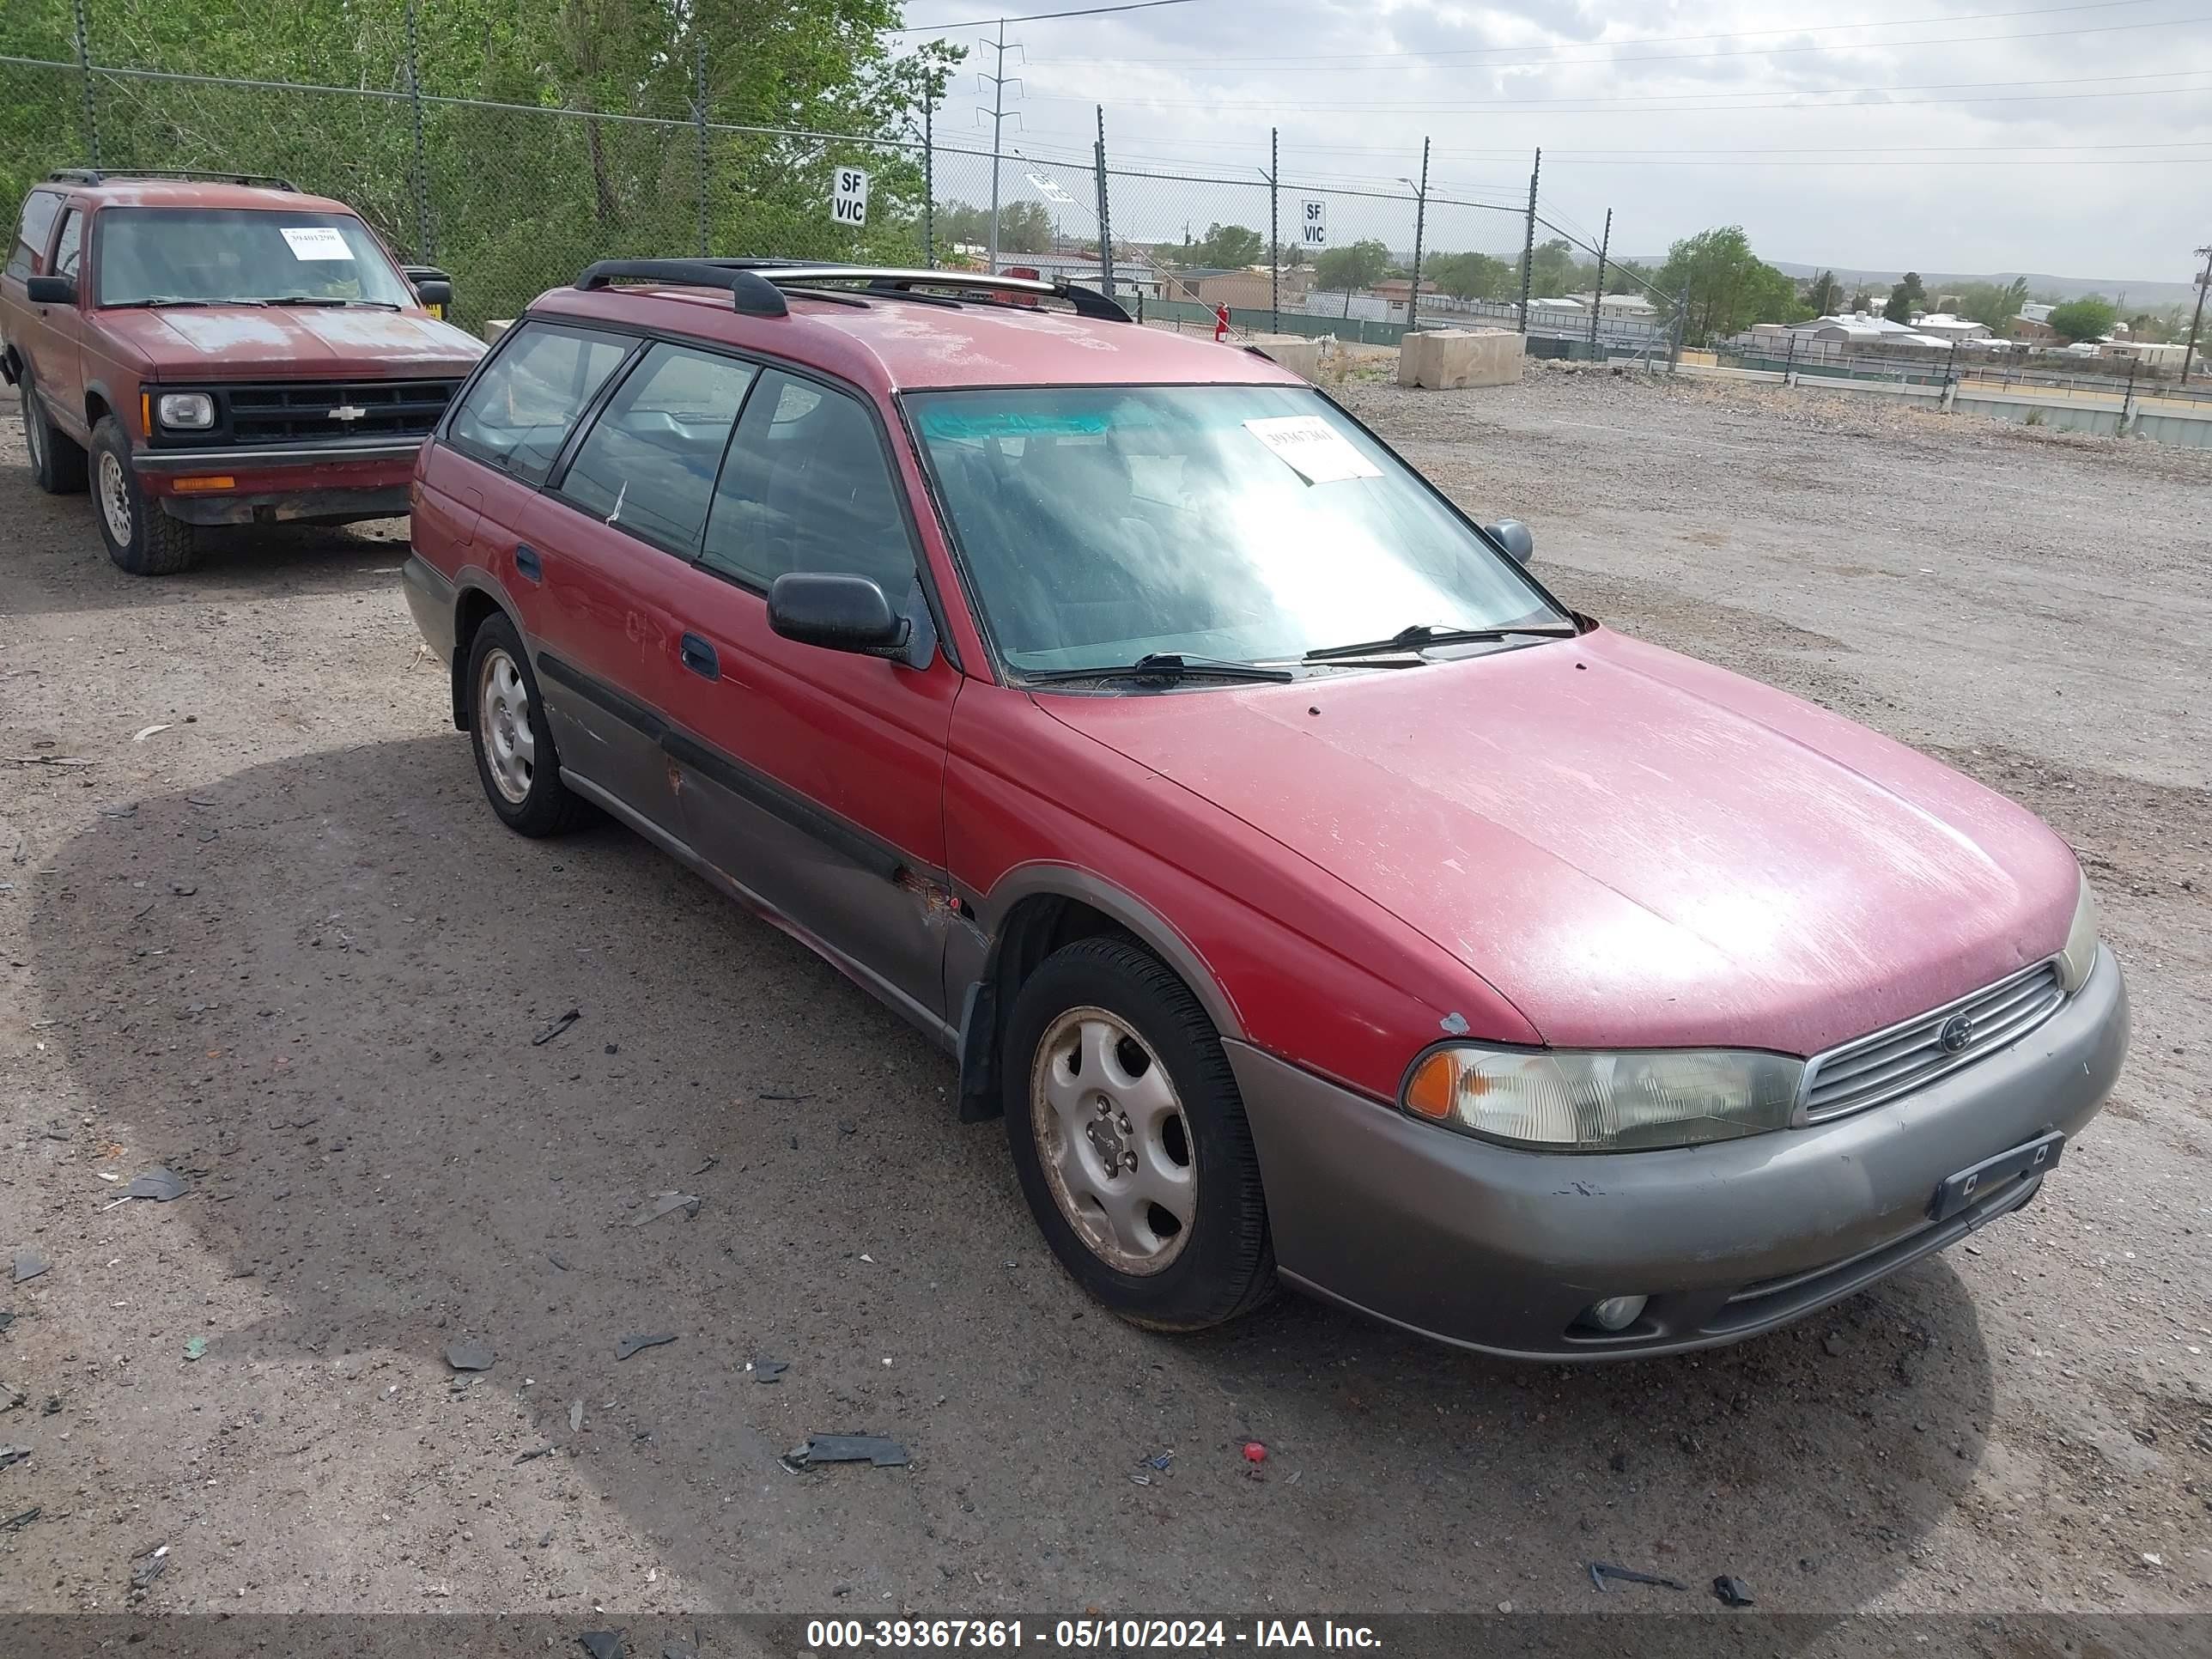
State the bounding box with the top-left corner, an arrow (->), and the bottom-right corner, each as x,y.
2057,869 -> 2100,994
156,392 -> 215,429
1404,1044 -> 1803,1152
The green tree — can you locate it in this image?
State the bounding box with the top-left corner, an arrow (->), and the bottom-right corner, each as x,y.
1650,226 -> 1804,345
1516,236 -> 1587,299
2046,296 -> 2118,343
1314,238 -> 1391,293
1802,269 -> 1843,317
1952,277 -> 2029,330
1431,250 -> 1513,301
1883,270 -> 1927,323
1186,222 -> 1265,268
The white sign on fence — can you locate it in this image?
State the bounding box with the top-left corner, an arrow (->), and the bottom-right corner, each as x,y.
831,167 -> 870,228
1300,199 -> 1327,249
1027,172 -> 1078,206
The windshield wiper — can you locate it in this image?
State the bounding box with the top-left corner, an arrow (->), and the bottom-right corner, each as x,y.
258,295 -> 350,307
1023,653 -> 1296,686
105,297 -> 237,309
1304,622 -> 1578,662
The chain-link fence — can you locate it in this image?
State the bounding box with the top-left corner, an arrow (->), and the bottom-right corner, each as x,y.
3,0 -> 1670,349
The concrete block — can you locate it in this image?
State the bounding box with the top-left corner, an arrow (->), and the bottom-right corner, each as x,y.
1244,332 -> 1322,381
1397,328 -> 1522,390
484,319 -> 515,344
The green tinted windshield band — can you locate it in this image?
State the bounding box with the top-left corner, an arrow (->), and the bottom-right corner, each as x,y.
914,405 -> 1117,440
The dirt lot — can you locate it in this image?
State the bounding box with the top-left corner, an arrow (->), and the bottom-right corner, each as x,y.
2,371 -> 2208,1636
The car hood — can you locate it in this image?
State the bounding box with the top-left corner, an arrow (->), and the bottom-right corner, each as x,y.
1038,627 -> 2080,1056
100,306 -> 485,378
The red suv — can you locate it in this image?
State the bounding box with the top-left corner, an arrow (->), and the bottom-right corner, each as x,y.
402,259 -> 2123,1358
2,170 -> 483,574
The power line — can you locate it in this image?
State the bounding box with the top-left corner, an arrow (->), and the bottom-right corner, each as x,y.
889,0 -> 1200,33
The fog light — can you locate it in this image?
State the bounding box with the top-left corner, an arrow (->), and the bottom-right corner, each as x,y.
1581,1295 -> 1648,1333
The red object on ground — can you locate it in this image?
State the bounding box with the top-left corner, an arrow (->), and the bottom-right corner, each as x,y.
1243,1442 -> 1267,1463
1213,303 -> 1231,342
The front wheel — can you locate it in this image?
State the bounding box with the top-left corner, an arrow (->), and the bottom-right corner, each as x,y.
1003,937 -> 1275,1331
92,417 -> 198,574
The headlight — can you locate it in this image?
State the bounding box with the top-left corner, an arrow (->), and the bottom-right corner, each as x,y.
1403,1044 -> 1803,1152
156,392 -> 215,429
2057,869 -> 2099,994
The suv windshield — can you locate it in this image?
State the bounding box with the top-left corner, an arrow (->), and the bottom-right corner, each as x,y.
94,208 -> 416,308
908,385 -> 1567,677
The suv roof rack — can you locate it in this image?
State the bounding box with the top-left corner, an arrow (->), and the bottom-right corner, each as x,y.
48,167 -> 299,191
574,259 -> 789,318
722,260 -> 1132,323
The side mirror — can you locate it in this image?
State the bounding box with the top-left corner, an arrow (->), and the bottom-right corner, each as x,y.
414,279 -> 453,312
25,275 -> 75,306
1485,518 -> 1534,563
768,572 -> 911,657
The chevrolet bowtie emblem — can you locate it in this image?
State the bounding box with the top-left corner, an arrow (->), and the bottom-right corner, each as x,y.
328,404 -> 368,422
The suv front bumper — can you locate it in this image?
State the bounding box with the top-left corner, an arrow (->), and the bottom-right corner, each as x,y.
135,440 -> 422,525
1229,945 -> 2128,1359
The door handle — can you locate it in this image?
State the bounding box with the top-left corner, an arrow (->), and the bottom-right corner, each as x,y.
514,544 -> 543,583
679,633 -> 720,681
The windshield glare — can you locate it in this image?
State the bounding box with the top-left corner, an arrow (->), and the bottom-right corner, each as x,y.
909,385 -> 1565,675
94,208 -> 416,308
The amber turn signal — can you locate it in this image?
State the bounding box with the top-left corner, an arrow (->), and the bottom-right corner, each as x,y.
1404,1050 -> 1457,1119
171,476 -> 237,493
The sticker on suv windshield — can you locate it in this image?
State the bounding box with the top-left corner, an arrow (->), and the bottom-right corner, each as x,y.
1242,416 -> 1381,484
279,226 -> 355,261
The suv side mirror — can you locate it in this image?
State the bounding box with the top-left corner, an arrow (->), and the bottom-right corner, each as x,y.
414,279 -> 453,311
768,573 -> 910,657
1485,518 -> 1534,563
25,275 -> 75,306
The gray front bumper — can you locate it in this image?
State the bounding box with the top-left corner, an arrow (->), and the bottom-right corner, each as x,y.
1229,945 -> 2129,1359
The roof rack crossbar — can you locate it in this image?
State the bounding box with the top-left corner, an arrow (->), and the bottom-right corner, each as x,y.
572,259 -> 788,318
710,261 -> 1133,323
48,167 -> 298,190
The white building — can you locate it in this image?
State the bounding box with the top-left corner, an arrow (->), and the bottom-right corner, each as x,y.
1908,312 -> 1991,342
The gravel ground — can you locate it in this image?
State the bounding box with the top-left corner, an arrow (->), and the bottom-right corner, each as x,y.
1,371 -> 2207,1634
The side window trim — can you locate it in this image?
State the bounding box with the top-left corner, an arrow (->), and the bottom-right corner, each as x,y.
438,318 -> 645,483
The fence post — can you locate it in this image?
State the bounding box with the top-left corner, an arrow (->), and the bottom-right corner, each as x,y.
1407,137 -> 1429,331
71,0 -> 99,167
923,97 -> 935,268
1586,206 -> 1609,356
404,0 -> 431,258
1517,147 -> 1540,334
1094,106 -> 1114,302
2119,359 -> 2137,435
1784,332 -> 1798,386
1941,339 -> 1960,410
1268,127 -> 1279,336
1668,281 -> 1688,368
692,36 -> 711,258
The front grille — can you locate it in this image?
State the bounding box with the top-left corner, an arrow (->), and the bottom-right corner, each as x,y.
1799,958 -> 2066,1123
222,379 -> 460,445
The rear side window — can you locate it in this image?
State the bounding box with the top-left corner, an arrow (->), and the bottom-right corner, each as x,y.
557,342 -> 757,556
51,210 -> 82,282
445,322 -> 632,487
6,191 -> 63,281
701,370 -> 915,596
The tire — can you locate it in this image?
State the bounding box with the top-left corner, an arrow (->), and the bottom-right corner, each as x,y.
20,371 -> 88,495
465,612 -> 588,836
91,416 -> 198,574
1003,936 -> 1276,1331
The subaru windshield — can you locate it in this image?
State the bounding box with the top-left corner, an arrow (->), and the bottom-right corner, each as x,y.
94,209 -> 416,309
908,384 -> 1570,679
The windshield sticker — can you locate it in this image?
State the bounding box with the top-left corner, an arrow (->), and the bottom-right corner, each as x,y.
279,226 -> 355,261
1242,415 -> 1381,484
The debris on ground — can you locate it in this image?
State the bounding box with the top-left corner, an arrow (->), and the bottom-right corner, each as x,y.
0,1445 -> 30,1471
532,1008 -> 582,1046
690,1156 -> 718,1176
758,1091 -> 813,1103
548,1252 -> 570,1272
13,1247 -> 50,1284
516,1443 -> 556,1464
129,1542 -> 169,1589
1,1506 -> 38,1531
131,724 -> 173,743
570,1400 -> 584,1432
443,1339 -> 495,1372
1823,1332 -> 1846,1357
616,1332 -> 678,1361
782,1433 -> 910,1471
183,1337 -> 208,1362
112,1168 -> 189,1204
629,1192 -> 701,1226
1243,1441 -> 1267,1464
1712,1575 -> 1755,1607
579,1632 -> 624,1659
751,1358 -> 789,1383
1589,1563 -> 1688,1593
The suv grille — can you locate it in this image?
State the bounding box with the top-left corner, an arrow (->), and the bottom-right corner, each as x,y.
1799,958 -> 2066,1123
222,379 -> 461,445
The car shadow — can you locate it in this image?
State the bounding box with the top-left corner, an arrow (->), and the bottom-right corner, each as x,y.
21,733 -> 1996,1617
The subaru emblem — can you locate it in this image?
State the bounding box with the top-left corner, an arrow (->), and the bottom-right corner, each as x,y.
1937,1013 -> 1975,1054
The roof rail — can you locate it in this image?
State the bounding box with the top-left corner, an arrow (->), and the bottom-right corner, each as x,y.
573,259 -> 788,318
48,167 -> 299,191
716,260 -> 1133,323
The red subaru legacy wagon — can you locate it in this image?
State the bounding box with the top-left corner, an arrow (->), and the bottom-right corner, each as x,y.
402,260 -> 2127,1358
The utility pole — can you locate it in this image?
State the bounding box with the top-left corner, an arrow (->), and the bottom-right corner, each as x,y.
1407,137 -> 1430,331
1586,205 -> 1610,354
978,21 -> 1022,275
2185,240 -> 2211,386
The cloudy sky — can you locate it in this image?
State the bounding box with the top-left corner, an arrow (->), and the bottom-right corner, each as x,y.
892,0 -> 2212,288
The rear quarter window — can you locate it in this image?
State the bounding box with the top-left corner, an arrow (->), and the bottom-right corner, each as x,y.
6,191 -> 64,282
444,321 -> 634,487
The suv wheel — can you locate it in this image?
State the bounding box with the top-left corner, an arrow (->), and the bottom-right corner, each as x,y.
92,417 -> 198,574
1003,937 -> 1276,1331
21,373 -> 88,495
465,613 -> 588,836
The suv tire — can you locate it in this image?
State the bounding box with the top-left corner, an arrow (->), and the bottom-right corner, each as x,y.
1003,937 -> 1276,1332
21,372 -> 88,495
91,416 -> 198,574
465,612 -> 589,836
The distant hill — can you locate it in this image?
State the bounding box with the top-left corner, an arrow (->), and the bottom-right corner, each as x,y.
1621,258 -> 2197,307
